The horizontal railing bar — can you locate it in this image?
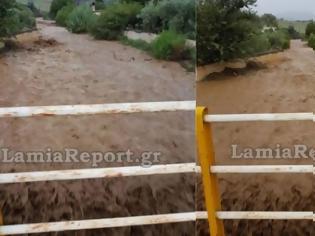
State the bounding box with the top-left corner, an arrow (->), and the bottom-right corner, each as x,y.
1,164 -> 313,184
205,113 -> 314,122
216,211 -> 314,220
0,101 -> 196,118
0,212 -> 200,235
211,165 -> 314,174
1,211 -> 313,234
0,163 -> 198,184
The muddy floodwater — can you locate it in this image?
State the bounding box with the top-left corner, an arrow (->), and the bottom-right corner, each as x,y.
0,21 -> 195,235
197,40 -> 314,235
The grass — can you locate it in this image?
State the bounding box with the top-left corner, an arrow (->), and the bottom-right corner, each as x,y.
120,36 -> 195,72
278,19 -> 311,34
120,37 -> 152,53
16,0 -> 53,12
0,42 -> 5,51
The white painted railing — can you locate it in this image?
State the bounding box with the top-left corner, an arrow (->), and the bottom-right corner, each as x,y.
0,102 -> 314,235
0,163 -> 198,184
200,109 -> 315,235
0,101 -> 195,118
0,211 -> 313,235
205,113 -> 315,122
0,101 -> 198,235
0,164 -> 313,184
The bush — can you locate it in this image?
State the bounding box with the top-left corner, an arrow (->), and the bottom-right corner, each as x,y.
138,1 -> 161,33
27,1 -> 42,17
238,34 -> 271,56
50,0 -> 74,18
287,25 -> 302,39
305,21 -> 315,38
308,34 -> 315,50
261,13 -> 278,28
89,2 -> 142,40
139,0 -> 195,38
56,4 -> 75,26
120,36 -> 152,52
95,0 -> 105,10
121,33 -> 194,65
151,30 -> 188,60
266,30 -> 290,50
15,3 -> 36,30
197,0 -> 261,65
66,5 -> 95,33
0,0 -> 35,38
122,0 -> 152,5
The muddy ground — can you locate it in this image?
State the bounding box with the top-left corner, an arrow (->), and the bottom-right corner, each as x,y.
197,40 -> 314,235
0,22 -> 195,235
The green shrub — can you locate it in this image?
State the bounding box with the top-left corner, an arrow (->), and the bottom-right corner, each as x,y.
56,4 -> 75,26
121,33 -> 194,65
151,30 -> 188,60
120,36 -> 152,52
0,41 -> 5,51
66,5 -> 94,33
139,0 -> 195,38
308,34 -> 315,50
122,0 -> 152,5
0,0 -> 36,38
0,3 -> 20,37
261,13 -> 278,28
27,1 -> 42,17
95,0 -> 105,10
89,2 -> 142,40
197,0 -> 261,65
239,34 -> 271,56
50,0 -> 74,18
108,2 -> 143,28
266,30 -> 290,50
138,1 -> 161,33
305,21 -> 315,38
15,3 -> 36,30
287,25 -> 302,39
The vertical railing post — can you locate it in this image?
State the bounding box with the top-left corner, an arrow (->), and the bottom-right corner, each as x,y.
196,107 -> 225,236
0,209 -> 3,236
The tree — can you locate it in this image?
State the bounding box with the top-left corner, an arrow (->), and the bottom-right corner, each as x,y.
287,25 -> 301,39
261,13 -> 278,28
305,21 -> 315,38
0,0 -> 19,38
197,0 -> 260,65
50,0 -> 75,18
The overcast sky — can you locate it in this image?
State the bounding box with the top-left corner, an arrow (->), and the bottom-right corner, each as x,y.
254,0 -> 315,20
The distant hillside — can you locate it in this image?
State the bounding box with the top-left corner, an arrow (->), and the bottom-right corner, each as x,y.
16,0 -> 95,12
16,0 -> 53,12
278,19 -> 310,34
276,11 -> 314,21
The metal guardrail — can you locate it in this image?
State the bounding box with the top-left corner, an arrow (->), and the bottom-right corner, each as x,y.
196,107 -> 314,236
0,164 -> 313,184
0,101 -> 197,235
0,101 -> 195,118
0,102 -> 314,235
205,113 -> 315,122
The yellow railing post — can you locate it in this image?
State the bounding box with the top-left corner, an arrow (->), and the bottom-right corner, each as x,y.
196,107 -> 225,236
0,209 -> 3,236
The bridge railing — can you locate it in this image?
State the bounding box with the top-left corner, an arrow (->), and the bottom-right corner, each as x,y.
0,102 -> 313,235
0,101 -> 201,235
196,107 -> 314,236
